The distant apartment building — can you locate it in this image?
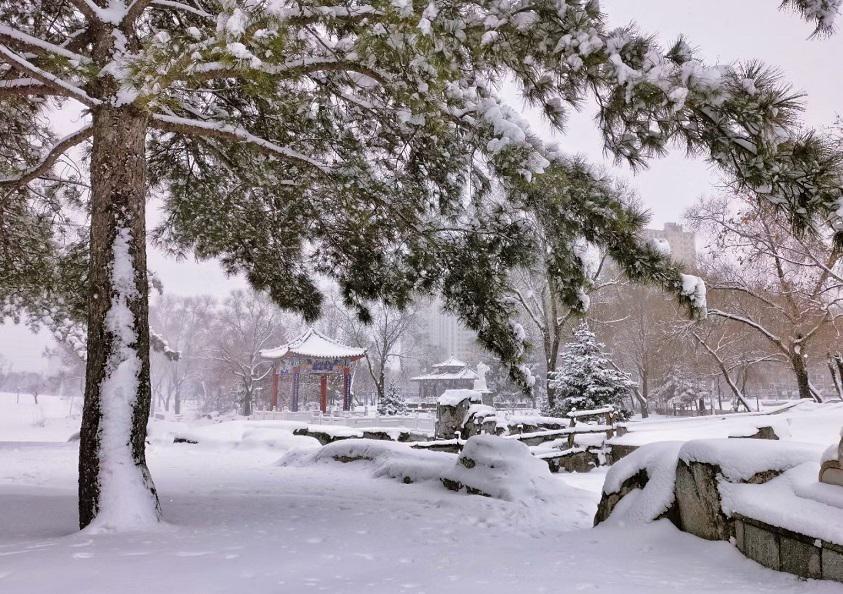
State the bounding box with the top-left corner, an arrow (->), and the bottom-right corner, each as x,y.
641,222 -> 697,267
418,298 -> 481,363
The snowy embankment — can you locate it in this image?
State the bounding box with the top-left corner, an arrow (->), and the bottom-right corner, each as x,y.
1,399 -> 840,593
611,401 -> 843,448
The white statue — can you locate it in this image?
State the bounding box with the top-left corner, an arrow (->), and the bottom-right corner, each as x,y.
474,361 -> 490,393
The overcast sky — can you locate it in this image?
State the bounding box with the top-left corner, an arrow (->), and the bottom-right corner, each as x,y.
2,0 -> 842,371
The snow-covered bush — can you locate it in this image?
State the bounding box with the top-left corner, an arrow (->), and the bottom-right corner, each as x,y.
545,323 -> 634,418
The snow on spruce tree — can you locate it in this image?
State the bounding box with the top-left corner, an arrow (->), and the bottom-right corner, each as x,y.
378,383 -> 408,416
1,1 -> 841,531
545,322 -> 634,419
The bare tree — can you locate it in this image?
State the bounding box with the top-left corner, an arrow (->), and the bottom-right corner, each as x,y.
508,234 -> 620,410
149,295 -> 214,415
210,291 -> 286,416
593,284 -> 683,417
333,295 -> 418,404
689,195 -> 843,401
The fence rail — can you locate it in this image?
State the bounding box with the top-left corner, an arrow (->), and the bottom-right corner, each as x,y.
251,410 -> 435,431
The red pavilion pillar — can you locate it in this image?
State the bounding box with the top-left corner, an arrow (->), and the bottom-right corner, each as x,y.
270,366 -> 279,411
342,366 -> 351,411
291,367 -> 301,412
319,374 -> 328,413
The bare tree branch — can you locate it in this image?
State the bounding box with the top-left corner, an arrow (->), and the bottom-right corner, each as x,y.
0,125 -> 93,189
0,44 -> 98,107
150,113 -> 330,174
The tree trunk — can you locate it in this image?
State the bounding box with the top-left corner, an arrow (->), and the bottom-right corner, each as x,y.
827,354 -> 842,399
790,351 -> 814,401
242,385 -> 253,416
78,105 -> 160,530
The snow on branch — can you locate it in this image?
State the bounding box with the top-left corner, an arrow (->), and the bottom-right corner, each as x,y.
124,0 -> 156,25
781,0 -> 841,35
0,77 -> 71,98
0,126 -> 93,189
191,57 -> 390,86
0,44 -> 99,107
0,25 -> 89,63
149,1 -> 213,20
150,114 -> 330,174
707,308 -> 784,348
67,0 -> 102,22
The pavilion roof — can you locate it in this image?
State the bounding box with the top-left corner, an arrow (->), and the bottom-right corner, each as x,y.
410,368 -> 479,382
260,328 -> 366,361
432,356 -> 468,369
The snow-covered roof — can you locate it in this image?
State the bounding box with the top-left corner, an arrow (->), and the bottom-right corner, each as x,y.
410,368 -> 479,382
432,356 -> 468,369
260,328 -> 366,360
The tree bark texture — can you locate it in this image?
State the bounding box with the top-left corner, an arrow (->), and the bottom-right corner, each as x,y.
78,105 -> 159,528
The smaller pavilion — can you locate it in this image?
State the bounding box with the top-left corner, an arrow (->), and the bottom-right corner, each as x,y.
410,356 -> 479,402
260,328 -> 366,413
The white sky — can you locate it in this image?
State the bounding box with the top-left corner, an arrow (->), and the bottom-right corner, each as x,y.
2,0 -> 841,371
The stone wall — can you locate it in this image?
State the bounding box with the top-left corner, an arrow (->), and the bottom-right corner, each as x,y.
734,514 -> 843,582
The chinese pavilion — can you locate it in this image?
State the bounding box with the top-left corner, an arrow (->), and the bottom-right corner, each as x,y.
410,356 -> 479,402
260,328 -> 366,413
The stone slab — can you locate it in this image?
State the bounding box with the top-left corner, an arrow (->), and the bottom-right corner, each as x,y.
743,522 -> 780,571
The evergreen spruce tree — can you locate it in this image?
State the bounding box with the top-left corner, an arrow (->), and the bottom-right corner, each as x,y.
1,0 -> 840,530
545,322 -> 634,418
378,383 -> 407,416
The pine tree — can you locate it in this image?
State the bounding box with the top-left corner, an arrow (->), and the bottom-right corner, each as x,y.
545,323 -> 634,418
1,0 -> 839,530
378,383 -> 407,416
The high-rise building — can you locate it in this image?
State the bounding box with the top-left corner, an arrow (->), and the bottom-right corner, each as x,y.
416,298 -> 481,364
641,222 -> 697,267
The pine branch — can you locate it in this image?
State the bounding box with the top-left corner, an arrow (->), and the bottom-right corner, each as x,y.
67,0 -> 101,22
0,45 -> 98,107
0,125 -> 93,189
150,1 -> 213,20
150,114 -> 330,174
190,58 -> 390,86
0,25 -> 89,62
0,77 -> 73,98
124,0 -> 156,26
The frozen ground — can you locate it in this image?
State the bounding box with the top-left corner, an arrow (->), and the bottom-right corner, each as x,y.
1,394 -> 841,593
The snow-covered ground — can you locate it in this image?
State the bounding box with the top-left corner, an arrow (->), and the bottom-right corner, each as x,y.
1,393 -> 841,593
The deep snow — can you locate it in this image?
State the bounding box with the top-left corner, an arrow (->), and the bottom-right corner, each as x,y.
1,393 -> 841,593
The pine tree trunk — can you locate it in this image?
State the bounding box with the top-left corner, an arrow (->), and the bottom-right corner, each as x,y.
78,105 -> 160,529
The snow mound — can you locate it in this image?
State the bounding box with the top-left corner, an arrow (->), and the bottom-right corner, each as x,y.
441,435 -> 569,504
601,441 -> 683,525
168,420 -> 317,450
678,439 -> 821,482
279,439 -> 455,484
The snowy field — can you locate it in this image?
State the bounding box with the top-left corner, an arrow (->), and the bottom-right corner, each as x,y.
1,393 -> 842,593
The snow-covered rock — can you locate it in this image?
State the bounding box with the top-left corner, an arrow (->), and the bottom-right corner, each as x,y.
441,435 -> 574,504
280,439 -> 455,484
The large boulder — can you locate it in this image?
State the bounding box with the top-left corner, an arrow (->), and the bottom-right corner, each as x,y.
441,435 -> 564,503
594,441 -> 683,527
435,389 -> 482,439
674,439 -> 819,541
462,403 -> 498,438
